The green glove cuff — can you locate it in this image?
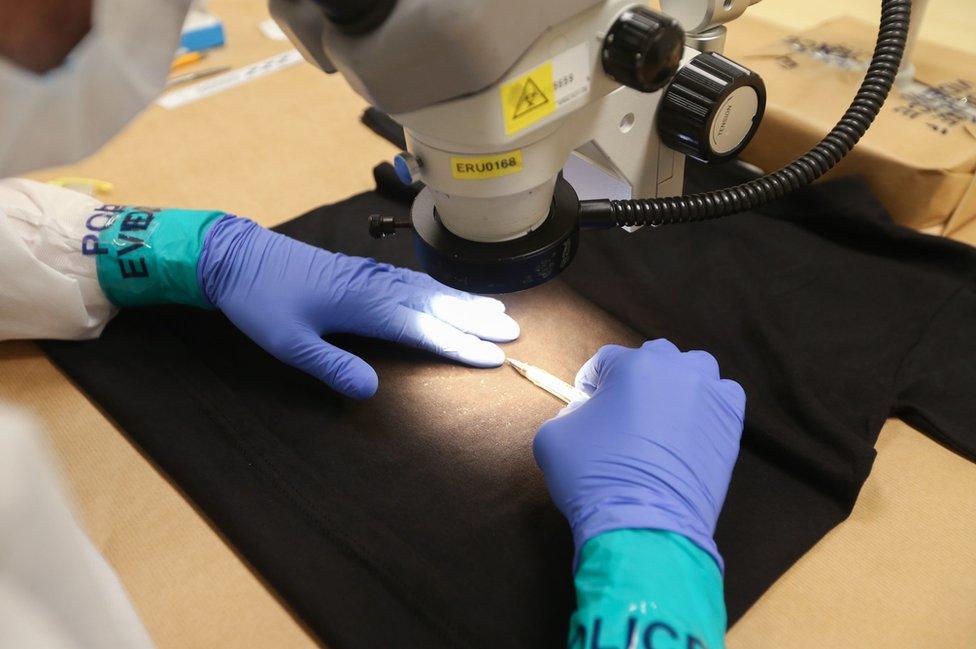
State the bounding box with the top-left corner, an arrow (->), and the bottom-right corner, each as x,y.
569,529 -> 727,649
96,208 -> 226,308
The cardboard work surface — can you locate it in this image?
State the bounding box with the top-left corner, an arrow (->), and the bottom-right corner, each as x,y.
0,1 -> 974,647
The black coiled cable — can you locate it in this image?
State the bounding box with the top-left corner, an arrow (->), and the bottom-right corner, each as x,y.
580,0 -> 912,229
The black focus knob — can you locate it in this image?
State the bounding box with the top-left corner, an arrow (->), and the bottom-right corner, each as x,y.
658,52 -> 767,164
368,214 -> 411,239
602,7 -> 685,93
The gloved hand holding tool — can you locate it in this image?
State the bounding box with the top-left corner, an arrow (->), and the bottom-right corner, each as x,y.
534,339 -> 745,648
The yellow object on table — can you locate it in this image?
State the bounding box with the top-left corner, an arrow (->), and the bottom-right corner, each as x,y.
171,51 -> 206,70
47,177 -> 114,196
0,2 -> 974,649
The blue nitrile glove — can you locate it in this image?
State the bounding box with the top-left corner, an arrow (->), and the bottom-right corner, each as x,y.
532,339 -> 745,570
196,216 -> 520,399
95,208 -> 519,399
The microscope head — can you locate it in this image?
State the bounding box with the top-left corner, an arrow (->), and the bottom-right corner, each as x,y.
271,0 -> 765,292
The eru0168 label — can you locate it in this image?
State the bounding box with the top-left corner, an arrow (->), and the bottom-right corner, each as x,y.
451,150 -> 524,180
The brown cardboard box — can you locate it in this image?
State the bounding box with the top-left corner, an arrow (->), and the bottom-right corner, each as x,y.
729,16 -> 976,234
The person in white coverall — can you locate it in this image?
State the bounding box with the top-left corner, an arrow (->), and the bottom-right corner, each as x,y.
0,1 -> 746,647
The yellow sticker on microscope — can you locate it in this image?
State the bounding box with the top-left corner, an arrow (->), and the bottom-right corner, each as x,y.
500,61 -> 556,135
451,150 -> 524,180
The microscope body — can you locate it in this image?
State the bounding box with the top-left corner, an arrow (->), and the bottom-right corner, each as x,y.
396,0 -> 693,244
271,0 -> 765,291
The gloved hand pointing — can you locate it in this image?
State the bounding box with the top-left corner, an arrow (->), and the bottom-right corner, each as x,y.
533,339 -> 745,569
198,216 -> 519,399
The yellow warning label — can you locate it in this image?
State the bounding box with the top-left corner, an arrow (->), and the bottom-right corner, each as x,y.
451,150 -> 524,180
500,61 -> 556,135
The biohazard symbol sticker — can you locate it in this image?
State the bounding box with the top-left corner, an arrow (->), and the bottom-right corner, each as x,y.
513,78 -> 550,118
501,60 -> 556,135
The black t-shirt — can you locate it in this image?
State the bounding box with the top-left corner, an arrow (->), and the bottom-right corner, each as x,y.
40,151 -> 976,648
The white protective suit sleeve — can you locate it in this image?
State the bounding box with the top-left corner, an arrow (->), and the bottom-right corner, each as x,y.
0,178 -> 116,341
0,405 -> 155,649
